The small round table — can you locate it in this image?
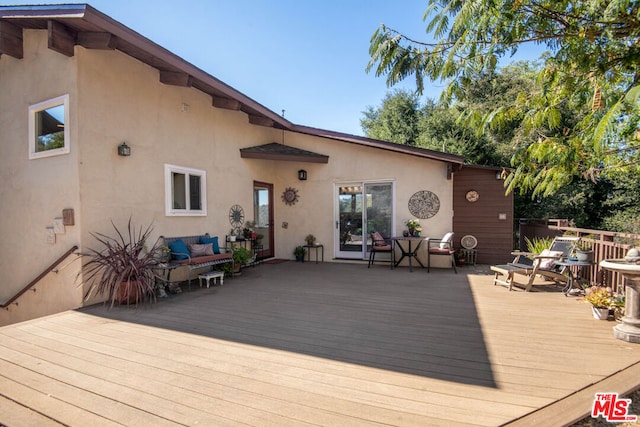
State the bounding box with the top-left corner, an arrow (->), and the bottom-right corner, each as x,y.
554,259 -> 594,295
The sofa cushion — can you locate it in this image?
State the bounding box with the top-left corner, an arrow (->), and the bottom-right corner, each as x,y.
199,236 -> 220,254
175,253 -> 232,265
168,240 -> 190,260
189,243 -> 214,257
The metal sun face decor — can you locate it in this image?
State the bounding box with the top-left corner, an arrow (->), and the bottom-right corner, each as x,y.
281,187 -> 299,206
408,190 -> 440,219
229,204 -> 244,228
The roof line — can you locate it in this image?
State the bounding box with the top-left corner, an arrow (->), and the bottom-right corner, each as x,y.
292,124 -> 465,164
0,4 -> 465,165
79,5 -> 293,129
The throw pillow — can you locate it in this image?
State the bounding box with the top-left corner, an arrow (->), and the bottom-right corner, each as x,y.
199,236 -> 220,254
189,243 -> 214,257
439,232 -> 454,249
371,231 -> 385,246
168,240 -> 190,260
535,249 -> 564,269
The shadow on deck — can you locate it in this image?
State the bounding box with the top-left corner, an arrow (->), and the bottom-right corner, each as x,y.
85,262 -> 497,387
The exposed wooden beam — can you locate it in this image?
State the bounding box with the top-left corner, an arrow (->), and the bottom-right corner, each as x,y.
48,21 -> 76,57
77,32 -> 117,50
212,96 -> 241,110
0,21 -> 24,59
159,70 -> 193,87
248,115 -> 274,127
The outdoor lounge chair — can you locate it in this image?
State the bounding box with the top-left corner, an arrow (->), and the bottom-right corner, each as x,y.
426,232 -> 457,273
368,231 -> 394,268
491,236 -> 580,291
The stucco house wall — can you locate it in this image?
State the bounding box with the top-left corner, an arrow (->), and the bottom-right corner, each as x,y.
0,30 -> 83,324
0,5 -> 467,325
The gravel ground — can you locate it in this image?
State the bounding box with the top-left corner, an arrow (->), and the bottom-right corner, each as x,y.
572,389 -> 640,426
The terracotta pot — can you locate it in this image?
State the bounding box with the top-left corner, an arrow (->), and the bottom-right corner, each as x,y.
117,280 -> 140,305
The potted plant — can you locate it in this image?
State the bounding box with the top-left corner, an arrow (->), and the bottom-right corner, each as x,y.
455,249 -> 466,266
294,245 -> 306,262
405,219 -> 421,237
81,219 -> 162,307
305,234 -> 317,246
231,246 -> 253,274
575,240 -> 594,262
228,228 -> 237,242
584,286 -> 613,320
611,293 -> 626,321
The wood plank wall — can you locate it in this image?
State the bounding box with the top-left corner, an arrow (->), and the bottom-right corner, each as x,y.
453,167 -> 514,265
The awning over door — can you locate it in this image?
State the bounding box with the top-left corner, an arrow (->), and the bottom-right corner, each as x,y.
240,142 -> 329,163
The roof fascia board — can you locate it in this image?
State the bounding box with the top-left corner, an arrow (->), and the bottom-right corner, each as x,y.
0,4 -> 291,130
79,5 -> 292,129
0,4 -> 87,19
292,124 -> 465,165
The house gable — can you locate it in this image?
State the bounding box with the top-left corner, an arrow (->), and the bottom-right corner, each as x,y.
0,4 -> 464,168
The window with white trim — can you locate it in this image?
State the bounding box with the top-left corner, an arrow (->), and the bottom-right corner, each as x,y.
165,164 -> 207,216
28,94 -> 70,159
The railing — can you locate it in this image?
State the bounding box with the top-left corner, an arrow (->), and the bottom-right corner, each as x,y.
0,245 -> 79,309
548,224 -> 638,293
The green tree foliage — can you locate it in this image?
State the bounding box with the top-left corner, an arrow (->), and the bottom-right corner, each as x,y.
361,89 -> 422,145
367,0 -> 640,198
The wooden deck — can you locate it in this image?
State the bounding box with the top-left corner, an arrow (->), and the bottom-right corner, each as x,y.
1,262 -> 640,426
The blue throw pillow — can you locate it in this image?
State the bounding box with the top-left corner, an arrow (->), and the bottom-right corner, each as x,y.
199,236 -> 220,254
168,240 -> 190,260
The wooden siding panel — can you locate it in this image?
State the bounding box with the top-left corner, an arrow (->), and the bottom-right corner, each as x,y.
453,167 -> 514,264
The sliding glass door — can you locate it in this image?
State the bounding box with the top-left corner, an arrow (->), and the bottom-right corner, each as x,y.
335,182 -> 393,259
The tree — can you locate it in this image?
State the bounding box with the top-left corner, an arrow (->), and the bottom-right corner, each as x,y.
367,0 -> 640,197
361,89 -> 423,145
361,89 -> 504,164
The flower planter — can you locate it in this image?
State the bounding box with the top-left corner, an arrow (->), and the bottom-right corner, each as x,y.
577,250 -> 594,262
592,306 -> 610,320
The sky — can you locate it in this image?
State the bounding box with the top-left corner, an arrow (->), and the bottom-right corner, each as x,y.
1,1 -> 545,136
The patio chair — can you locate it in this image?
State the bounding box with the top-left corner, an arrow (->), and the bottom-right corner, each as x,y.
491,236 -> 580,291
426,232 -> 457,273
368,231 -> 394,269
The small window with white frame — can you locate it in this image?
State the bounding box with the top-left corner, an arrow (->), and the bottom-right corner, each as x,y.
165,164 -> 207,216
28,94 -> 70,159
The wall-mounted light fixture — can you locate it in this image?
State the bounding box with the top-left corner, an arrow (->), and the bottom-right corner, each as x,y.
118,142 -> 131,157
298,169 -> 307,181
496,170 -> 502,180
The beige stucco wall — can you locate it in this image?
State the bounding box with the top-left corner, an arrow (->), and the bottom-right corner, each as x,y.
0,30 -> 83,324
0,28 -> 454,324
74,45 -> 454,261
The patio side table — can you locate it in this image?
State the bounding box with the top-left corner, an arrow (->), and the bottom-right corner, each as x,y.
555,259 -> 594,296
304,244 -> 324,264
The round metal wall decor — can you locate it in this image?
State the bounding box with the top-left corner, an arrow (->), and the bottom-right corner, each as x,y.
461,235 -> 478,249
282,187 -> 299,206
229,204 -> 245,228
408,190 -> 440,219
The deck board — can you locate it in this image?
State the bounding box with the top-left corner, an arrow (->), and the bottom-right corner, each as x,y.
1,262 -> 640,426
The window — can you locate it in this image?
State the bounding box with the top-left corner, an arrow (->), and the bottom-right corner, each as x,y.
28,94 -> 70,159
165,164 -> 207,216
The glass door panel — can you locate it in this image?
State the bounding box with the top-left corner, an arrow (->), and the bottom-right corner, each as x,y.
253,181 -> 274,259
364,182 -> 393,253
336,182 -> 393,259
337,185 -> 363,258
